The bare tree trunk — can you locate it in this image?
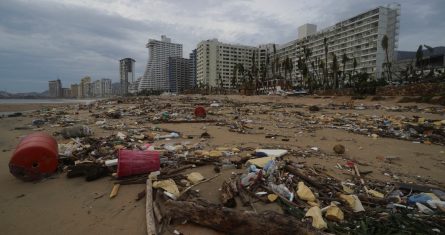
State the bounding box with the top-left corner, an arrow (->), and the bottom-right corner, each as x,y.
163,200 -> 327,235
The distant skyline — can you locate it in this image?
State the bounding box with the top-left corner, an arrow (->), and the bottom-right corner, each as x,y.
1,0 -> 444,92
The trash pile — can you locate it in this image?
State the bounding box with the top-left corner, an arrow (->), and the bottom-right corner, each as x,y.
319,113 -> 445,145
6,95 -> 445,234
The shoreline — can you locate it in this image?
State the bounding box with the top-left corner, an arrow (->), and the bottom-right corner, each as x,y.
0,99 -> 101,112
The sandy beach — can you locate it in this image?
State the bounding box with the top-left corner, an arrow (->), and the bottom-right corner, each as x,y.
0,95 -> 444,235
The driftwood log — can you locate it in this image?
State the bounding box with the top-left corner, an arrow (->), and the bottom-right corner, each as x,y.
146,179 -> 156,235
163,200 -> 327,235
221,180 -> 237,207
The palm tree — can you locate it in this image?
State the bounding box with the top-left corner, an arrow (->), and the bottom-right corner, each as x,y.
423,44 -> 434,76
231,65 -> 237,90
415,45 -> 424,80
282,56 -> 290,88
288,58 -> 294,89
331,53 -> 339,89
237,63 -> 245,87
341,53 -> 350,88
217,73 -> 224,94
381,35 -> 392,82
323,37 -> 329,89
259,64 -> 266,93
350,57 -> 357,87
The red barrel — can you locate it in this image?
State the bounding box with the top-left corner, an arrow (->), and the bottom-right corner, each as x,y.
117,149 -> 160,178
9,132 -> 58,181
194,106 -> 206,118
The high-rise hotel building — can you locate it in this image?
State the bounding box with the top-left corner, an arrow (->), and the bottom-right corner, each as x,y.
196,39 -> 267,89
119,58 -> 135,95
276,4 -> 400,81
138,35 -> 183,92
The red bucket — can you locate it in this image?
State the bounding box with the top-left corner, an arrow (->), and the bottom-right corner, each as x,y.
9,132 -> 58,181
117,149 -> 160,177
194,106 -> 206,118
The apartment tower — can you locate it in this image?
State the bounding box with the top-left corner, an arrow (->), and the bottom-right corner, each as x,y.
138,35 -> 183,92
119,58 -> 135,95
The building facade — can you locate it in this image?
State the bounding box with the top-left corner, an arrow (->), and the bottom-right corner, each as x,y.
101,78 -> 112,97
274,4 -> 400,83
119,58 -> 135,95
138,35 -> 183,92
196,39 -> 266,89
48,79 -> 62,98
70,84 -> 79,98
188,49 -> 197,89
62,88 -> 71,98
79,76 -> 92,98
167,57 -> 192,93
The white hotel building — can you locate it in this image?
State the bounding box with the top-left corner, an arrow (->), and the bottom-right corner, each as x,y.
196,39 -> 268,89
197,4 -> 400,89
276,4 -> 400,82
138,35 -> 183,92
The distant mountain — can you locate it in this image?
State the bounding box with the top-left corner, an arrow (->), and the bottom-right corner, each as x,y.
397,46 -> 445,61
0,90 -> 49,99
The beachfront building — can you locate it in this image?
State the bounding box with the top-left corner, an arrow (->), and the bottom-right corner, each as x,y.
70,84 -> 79,98
188,49 -> 197,90
138,35 -> 183,92
101,78 -> 112,97
196,39 -> 266,89
79,76 -> 92,98
167,57 -> 192,93
48,79 -> 62,98
119,58 -> 135,95
62,88 -> 71,98
273,4 -> 400,84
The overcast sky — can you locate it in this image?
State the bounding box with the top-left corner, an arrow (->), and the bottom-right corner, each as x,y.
0,0 -> 444,93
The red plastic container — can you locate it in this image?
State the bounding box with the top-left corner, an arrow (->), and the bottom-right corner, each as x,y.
9,132 -> 58,181
194,106 -> 206,118
117,149 -> 160,178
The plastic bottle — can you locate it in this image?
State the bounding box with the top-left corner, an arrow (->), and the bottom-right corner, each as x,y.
241,172 -> 258,187
432,189 -> 445,201
408,193 -> 433,205
269,183 -> 294,201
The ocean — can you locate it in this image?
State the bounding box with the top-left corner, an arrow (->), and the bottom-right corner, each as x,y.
0,99 -> 98,104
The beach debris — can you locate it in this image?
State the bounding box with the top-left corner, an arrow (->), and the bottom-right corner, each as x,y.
333,144 -> 345,154
109,184 -> 120,199
60,125 -> 92,139
9,132 -> 58,181
305,206 -> 328,230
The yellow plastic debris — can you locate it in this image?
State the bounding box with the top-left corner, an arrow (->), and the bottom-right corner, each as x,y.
187,172 -> 205,184
195,150 -> 209,157
297,181 -> 316,202
209,150 -> 223,158
339,194 -> 365,212
308,201 -> 320,207
153,179 -> 180,198
267,194 -> 278,202
247,156 -> 276,168
367,189 -> 384,198
216,147 -> 230,151
305,206 -> 328,230
341,182 -> 354,194
325,203 -> 344,222
425,193 -> 441,201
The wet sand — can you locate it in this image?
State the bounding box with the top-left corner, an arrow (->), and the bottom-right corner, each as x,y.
0,95 -> 444,235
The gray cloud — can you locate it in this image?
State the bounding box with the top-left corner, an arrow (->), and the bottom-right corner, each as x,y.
0,0 -> 444,92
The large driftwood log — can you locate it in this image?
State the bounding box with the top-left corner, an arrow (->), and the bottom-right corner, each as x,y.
164,200 -> 327,235
221,180 -> 237,208
146,179 -> 156,235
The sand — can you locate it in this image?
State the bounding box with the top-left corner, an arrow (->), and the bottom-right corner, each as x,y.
0,95 -> 444,235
